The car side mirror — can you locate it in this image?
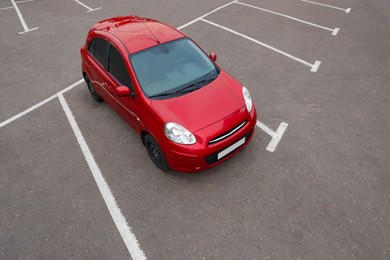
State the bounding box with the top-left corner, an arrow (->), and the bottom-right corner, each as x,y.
209,52 -> 217,62
116,86 -> 131,97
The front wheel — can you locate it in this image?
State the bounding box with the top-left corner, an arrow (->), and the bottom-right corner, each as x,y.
85,76 -> 103,102
145,135 -> 169,171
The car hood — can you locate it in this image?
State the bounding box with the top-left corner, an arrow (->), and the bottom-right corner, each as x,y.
151,71 -> 245,133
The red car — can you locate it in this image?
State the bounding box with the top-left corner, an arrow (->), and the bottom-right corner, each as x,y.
80,16 -> 257,172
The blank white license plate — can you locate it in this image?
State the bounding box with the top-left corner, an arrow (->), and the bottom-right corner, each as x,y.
217,137 -> 246,160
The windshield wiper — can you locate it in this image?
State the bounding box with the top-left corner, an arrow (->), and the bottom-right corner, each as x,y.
149,82 -> 203,99
148,91 -> 176,99
176,72 -> 218,94
175,79 -> 207,94
149,72 -> 218,99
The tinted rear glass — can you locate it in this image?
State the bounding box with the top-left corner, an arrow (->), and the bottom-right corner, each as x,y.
94,38 -> 106,65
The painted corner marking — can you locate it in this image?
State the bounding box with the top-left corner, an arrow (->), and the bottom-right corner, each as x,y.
86,7 -> 101,12
256,121 -> 288,152
266,122 -> 288,152
18,27 -> 39,34
311,61 -> 321,72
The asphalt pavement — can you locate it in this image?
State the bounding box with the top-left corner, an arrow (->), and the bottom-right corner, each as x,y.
1,0 -> 389,259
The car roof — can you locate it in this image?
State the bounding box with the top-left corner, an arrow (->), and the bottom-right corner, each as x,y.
92,16 -> 185,54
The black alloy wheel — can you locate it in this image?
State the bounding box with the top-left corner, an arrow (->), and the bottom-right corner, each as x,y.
145,135 -> 169,171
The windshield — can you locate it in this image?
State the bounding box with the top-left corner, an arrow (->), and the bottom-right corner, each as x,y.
130,38 -> 219,99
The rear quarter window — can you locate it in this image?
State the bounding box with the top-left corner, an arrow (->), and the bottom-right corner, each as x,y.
88,39 -> 95,54
89,37 -> 106,66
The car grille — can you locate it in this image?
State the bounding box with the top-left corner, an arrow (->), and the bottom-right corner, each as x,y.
205,129 -> 253,165
208,121 -> 247,145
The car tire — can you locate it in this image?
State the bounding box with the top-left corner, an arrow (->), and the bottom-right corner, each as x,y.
145,135 -> 169,171
85,76 -> 103,102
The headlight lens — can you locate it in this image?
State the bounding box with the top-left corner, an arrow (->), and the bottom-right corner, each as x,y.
164,122 -> 196,144
242,86 -> 252,112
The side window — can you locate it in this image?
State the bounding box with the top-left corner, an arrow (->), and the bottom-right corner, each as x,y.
93,38 -> 107,66
108,44 -> 132,87
88,39 -> 95,54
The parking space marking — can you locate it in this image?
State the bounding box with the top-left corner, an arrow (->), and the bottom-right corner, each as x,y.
74,0 -> 101,12
301,0 -> 351,13
13,0 -> 34,3
0,79 -> 84,129
177,0 -> 238,30
0,6 -> 13,11
58,93 -> 146,260
0,0 -> 35,11
201,18 -> 321,72
256,121 -> 288,152
10,0 -> 38,34
236,1 -> 339,35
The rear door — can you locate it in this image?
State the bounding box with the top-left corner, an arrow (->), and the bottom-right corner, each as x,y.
86,37 -> 109,99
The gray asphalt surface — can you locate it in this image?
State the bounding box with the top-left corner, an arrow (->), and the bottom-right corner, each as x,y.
1,0 -> 389,259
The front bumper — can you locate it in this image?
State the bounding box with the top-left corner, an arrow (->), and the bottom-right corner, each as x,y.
163,106 -> 257,172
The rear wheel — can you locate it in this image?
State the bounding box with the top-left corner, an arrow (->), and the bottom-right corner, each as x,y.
145,135 -> 169,171
85,76 -> 103,102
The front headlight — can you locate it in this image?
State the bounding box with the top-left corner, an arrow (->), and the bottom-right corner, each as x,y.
164,122 -> 196,144
242,86 -> 252,112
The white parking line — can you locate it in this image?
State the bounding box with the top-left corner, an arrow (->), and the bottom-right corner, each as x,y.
301,0 -> 351,13
58,93 -> 146,260
256,121 -> 288,152
236,1 -> 339,35
10,0 -> 38,34
0,79 -> 84,129
14,0 -> 35,3
201,18 -> 321,72
177,0 -> 238,30
0,6 -> 13,11
74,0 -> 101,12
0,0 -> 35,11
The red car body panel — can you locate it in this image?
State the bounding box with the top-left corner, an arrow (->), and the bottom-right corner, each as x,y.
80,15 -> 257,172
151,71 -> 244,133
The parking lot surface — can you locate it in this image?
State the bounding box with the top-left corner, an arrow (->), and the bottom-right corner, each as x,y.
1,0 -> 389,259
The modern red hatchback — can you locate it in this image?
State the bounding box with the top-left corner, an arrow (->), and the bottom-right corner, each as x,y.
80,16 -> 257,172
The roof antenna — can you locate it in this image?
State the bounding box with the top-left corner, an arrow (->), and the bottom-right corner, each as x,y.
131,8 -> 160,44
